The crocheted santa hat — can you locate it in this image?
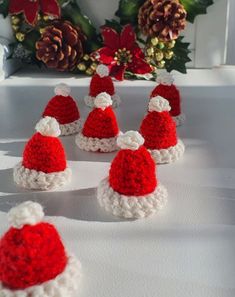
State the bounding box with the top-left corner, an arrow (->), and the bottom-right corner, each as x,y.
13,117 -> 71,190
97,131 -> 167,219
150,71 -> 185,126
84,64 -> 120,108
140,96 -> 185,164
76,92 -> 120,152
0,201 -> 81,297
43,83 -> 81,136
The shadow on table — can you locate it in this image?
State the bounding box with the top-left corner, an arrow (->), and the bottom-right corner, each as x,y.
0,187 -> 125,223
0,141 -> 25,158
0,168 -> 32,194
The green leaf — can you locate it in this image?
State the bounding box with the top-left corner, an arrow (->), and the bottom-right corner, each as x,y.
165,36 -> 191,74
115,0 -> 145,25
0,0 -> 9,18
62,2 -> 97,38
180,0 -> 214,23
104,19 -> 123,33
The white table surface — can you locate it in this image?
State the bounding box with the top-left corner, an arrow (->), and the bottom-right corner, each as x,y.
0,71 -> 235,297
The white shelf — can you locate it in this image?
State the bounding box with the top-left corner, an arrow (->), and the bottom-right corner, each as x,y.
1,67 -> 235,88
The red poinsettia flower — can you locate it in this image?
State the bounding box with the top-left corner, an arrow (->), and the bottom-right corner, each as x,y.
97,24 -> 152,80
9,0 -> 60,26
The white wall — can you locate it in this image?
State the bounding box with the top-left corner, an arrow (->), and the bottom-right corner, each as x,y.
227,0 -> 235,65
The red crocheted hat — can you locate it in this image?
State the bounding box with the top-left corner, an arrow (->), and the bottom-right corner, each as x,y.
140,96 -> 185,164
43,83 -> 81,135
97,131 -> 168,219
84,64 -> 120,108
0,201 -> 81,297
150,71 -> 185,126
13,117 -> 71,190
76,92 -> 120,152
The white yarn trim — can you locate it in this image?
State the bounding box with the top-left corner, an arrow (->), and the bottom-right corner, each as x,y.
13,162 -> 72,190
96,64 -> 109,77
173,113 -> 186,127
59,119 -> 82,136
8,201 -> 44,229
149,139 -> 185,164
94,92 -> 112,110
0,254 -> 81,297
117,131 -> 144,151
84,94 -> 121,108
75,133 -> 119,152
54,83 -> 71,97
97,177 -> 168,219
36,117 -> 61,137
149,96 -> 171,112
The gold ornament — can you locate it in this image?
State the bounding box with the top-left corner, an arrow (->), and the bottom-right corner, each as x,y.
147,47 -> 154,57
12,25 -> 19,32
155,50 -> 164,62
11,16 -> 20,25
39,28 -> 46,34
77,63 -> 87,71
83,54 -> 90,61
157,60 -> 165,68
151,37 -> 158,46
16,32 -> 25,42
86,68 -> 94,76
43,15 -> 50,21
165,50 -> 174,60
166,40 -> 176,49
90,62 -> 98,71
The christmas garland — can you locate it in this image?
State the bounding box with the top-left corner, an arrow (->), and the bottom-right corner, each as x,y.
0,0 -> 214,80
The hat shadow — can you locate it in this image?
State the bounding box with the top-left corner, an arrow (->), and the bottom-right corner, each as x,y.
0,186 -> 125,223
0,141 -> 25,158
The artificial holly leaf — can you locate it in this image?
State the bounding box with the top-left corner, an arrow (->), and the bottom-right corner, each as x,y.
115,0 -> 145,25
180,0 -> 214,23
165,36 -> 191,74
104,19 -> 123,33
62,2 -> 97,38
0,0 -> 9,18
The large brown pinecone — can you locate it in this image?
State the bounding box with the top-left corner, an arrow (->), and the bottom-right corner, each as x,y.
138,0 -> 187,41
36,20 -> 84,71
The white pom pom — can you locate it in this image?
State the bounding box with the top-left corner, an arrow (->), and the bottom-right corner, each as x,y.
157,70 -> 174,86
54,83 -> 71,97
8,201 -> 44,229
117,131 -> 144,151
149,96 -> 171,112
36,116 -> 61,137
96,64 -> 109,78
94,92 -> 112,110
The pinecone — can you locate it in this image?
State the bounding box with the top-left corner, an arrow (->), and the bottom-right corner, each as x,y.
36,20 -> 84,71
138,0 -> 187,42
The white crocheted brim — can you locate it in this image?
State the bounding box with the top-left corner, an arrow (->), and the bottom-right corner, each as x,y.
0,254 -> 81,297
84,94 -> 121,108
59,119 -> 82,136
13,162 -> 72,190
173,113 -> 186,127
97,177 -> 168,219
75,132 -> 119,153
149,138 -> 185,164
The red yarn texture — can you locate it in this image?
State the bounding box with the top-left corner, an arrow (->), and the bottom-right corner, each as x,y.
82,107 -> 119,139
0,222 -> 67,290
151,84 -> 181,116
109,146 -> 157,196
43,95 -> 80,124
140,111 -> 177,150
89,74 -> 115,97
23,133 -> 67,173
